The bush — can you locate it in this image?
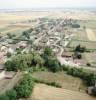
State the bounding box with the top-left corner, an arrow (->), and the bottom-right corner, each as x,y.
72,24 -> 80,28
75,45 -> 86,53
33,78 -> 62,88
62,65 -> 96,86
44,47 -> 53,56
0,89 -> 17,100
86,63 -> 91,67
6,89 -> 17,100
47,58 -> 61,72
5,60 -> 17,71
14,74 -> 34,98
5,53 -> 45,72
6,52 -> 12,58
0,94 -> 9,100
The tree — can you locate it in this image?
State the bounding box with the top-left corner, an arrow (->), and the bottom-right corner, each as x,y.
5,60 -> 17,71
73,52 -> 82,59
33,54 -> 44,66
5,54 -> 33,71
7,33 -> 13,39
15,74 -> 34,98
75,45 -> 86,53
22,31 -> 30,39
44,47 -> 53,56
72,24 -> 80,28
6,52 -> 12,58
47,58 -> 61,72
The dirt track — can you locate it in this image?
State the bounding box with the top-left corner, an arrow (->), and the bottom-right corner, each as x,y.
30,84 -> 96,100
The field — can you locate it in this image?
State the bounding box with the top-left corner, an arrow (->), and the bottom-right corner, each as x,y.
30,84 -> 96,100
86,29 -> 96,41
0,72 -> 23,94
32,71 -> 87,92
0,12 -> 47,36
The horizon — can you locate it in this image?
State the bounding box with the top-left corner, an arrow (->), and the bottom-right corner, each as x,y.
0,0 -> 96,9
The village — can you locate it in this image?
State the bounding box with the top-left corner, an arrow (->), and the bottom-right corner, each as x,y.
0,18 -> 82,71
0,16 -> 96,99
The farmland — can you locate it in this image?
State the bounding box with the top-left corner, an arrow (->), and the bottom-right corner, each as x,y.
32,71 -> 87,92
30,84 -> 96,100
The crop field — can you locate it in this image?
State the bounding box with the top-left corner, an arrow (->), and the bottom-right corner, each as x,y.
72,29 -> 88,40
0,24 -> 33,38
30,84 -> 96,100
78,20 -> 96,29
86,29 -> 96,41
69,29 -> 96,49
84,53 -> 96,65
32,71 -> 87,92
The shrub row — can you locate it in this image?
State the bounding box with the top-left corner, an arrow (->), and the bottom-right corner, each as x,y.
62,65 -> 96,86
33,78 -> 62,88
0,74 -> 35,100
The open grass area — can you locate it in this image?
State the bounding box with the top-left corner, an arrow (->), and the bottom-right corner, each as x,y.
32,71 -> 87,92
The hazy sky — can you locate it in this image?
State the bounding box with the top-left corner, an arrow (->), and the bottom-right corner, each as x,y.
0,0 -> 96,9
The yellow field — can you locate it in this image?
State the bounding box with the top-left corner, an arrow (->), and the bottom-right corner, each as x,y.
30,84 -> 96,100
86,29 -> 96,41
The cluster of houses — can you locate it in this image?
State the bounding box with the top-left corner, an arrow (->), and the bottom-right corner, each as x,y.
0,18 -> 85,72
0,17 -> 92,78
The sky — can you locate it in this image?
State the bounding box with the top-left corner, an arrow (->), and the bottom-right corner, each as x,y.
0,0 -> 96,9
